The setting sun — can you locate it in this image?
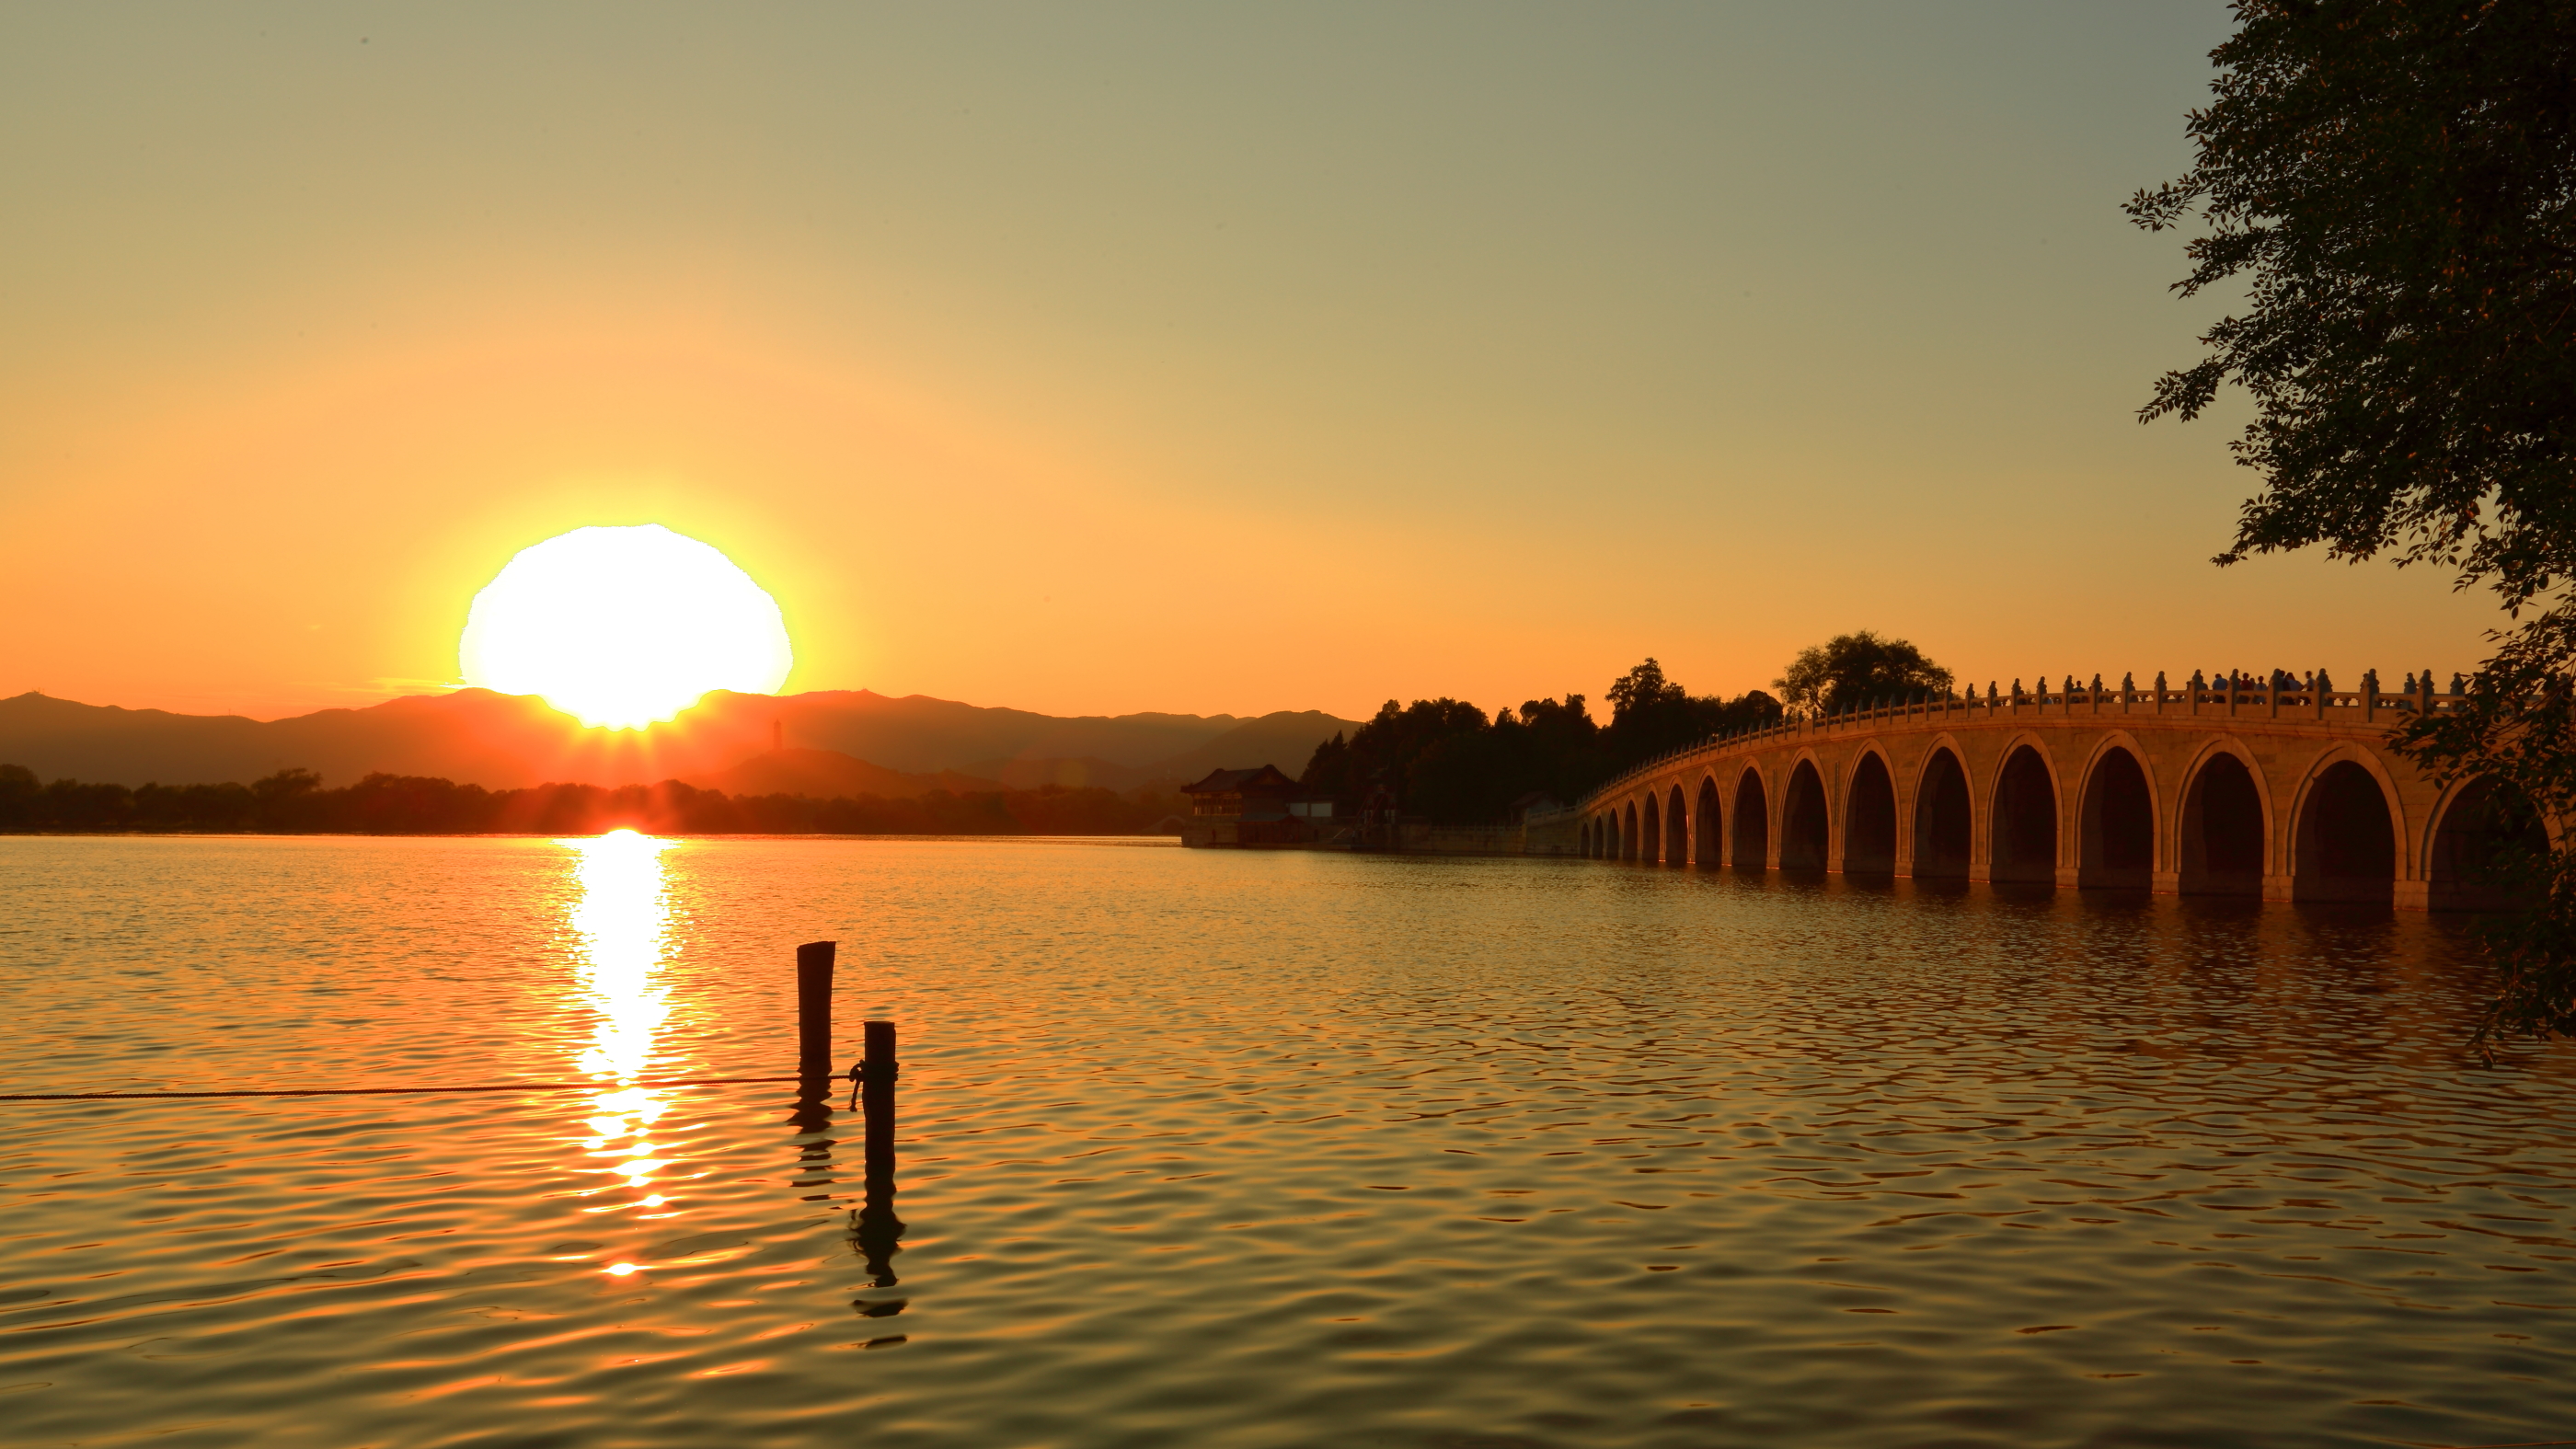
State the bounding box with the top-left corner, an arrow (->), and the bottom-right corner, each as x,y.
458,524 -> 792,729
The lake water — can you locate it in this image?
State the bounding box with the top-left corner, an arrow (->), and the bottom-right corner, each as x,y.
3,834 -> 2573,1449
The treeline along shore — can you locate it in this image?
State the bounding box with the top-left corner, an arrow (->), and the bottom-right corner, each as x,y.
0,765 -> 1188,836
1298,643 -> 1942,824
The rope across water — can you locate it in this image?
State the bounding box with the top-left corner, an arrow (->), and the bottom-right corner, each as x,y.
0,1075 -> 813,1102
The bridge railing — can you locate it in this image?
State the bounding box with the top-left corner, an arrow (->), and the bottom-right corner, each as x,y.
1579,671 -> 2468,809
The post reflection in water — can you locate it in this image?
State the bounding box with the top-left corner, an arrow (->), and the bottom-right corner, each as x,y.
560,829 -> 684,1254
800,1033 -> 905,1314
843,1077 -> 907,1335
846,1025 -> 905,1295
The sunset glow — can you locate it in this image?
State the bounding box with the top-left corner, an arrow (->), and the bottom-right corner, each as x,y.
460,525 -> 792,730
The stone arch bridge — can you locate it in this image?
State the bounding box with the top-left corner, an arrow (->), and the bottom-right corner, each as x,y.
1572,674 -> 2524,910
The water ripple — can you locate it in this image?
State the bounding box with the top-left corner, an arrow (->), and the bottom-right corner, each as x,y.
3,837 -> 2573,1446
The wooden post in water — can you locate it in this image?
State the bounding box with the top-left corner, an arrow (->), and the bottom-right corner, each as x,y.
849,1018 -> 905,1286
861,1018 -> 898,1183
797,940 -> 837,1079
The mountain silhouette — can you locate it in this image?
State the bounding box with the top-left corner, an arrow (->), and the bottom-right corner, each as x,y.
0,689 -> 1358,792
686,748 -> 1005,799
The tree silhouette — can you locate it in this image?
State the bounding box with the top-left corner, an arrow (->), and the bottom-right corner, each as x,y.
2132,1 -> 2576,1052
1772,632 -> 1951,713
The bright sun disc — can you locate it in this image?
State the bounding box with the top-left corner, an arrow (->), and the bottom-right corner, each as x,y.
460,524 -> 792,729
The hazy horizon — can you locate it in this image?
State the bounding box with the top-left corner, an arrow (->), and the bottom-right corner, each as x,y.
6,681 -> 1364,728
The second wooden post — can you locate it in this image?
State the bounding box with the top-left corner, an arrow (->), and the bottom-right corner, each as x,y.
796,940 -> 836,1079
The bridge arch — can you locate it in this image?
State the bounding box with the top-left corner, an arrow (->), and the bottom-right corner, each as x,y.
1567,688 -> 2489,907
2290,745 -> 2404,904
2177,739 -> 2270,894
1911,740 -> 1973,880
1987,735 -> 2061,884
1843,745 -> 1897,876
2076,732 -> 2157,891
2425,776 -> 2549,911
1695,775 -> 1723,867
1733,765 -> 1771,868
1781,755 -> 1831,870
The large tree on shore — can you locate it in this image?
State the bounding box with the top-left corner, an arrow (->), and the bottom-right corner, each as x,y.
2132,0 -> 2576,1051
1771,632 -> 1952,714
1604,659 -> 1781,764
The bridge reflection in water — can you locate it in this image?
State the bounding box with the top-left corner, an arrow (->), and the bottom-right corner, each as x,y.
1573,672 -> 2542,909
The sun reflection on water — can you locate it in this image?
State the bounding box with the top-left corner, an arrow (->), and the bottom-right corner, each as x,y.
561,829 -> 685,1245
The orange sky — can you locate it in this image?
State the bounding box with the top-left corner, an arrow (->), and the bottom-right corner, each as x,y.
0,6 -> 2509,724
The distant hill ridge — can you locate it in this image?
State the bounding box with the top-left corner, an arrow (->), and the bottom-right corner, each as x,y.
687,748 -> 1008,800
0,689 -> 1358,793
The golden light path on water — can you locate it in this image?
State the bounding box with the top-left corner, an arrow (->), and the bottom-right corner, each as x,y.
561,828 -> 682,1273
